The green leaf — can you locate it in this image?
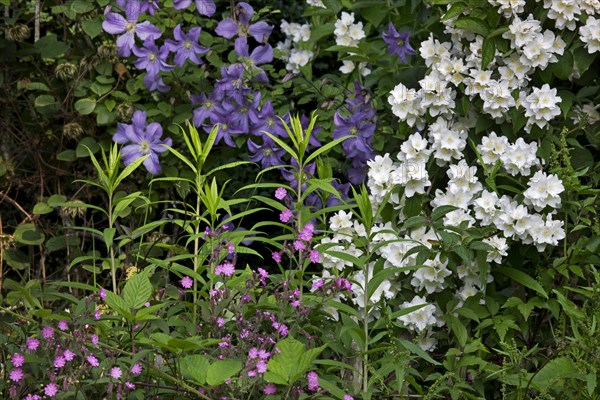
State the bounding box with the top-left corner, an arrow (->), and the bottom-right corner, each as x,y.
82,19 -> 103,38
206,360 -> 242,386
4,248 -> 30,270
431,205 -> 458,221
447,315 -> 467,347
398,339 -> 441,365
104,290 -> 132,319
573,47 -> 597,75
264,338 -> 306,385
441,2 -> 468,21
76,137 -> 100,158
34,34 -> 69,58
531,357 -> 579,391
179,355 -> 209,385
112,192 -> 146,224
56,150 -> 76,162
453,17 -> 490,36
481,37 -> 495,69
122,270 -> 153,309
75,98 -> 96,115
33,202 -> 54,215
34,94 -> 57,108
550,50 -> 574,80
497,267 -> 548,299
13,223 -> 45,245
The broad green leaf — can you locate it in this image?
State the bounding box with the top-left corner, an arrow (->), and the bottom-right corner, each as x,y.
33,202 -> 53,215
453,17 -> 490,36
13,223 -> 45,245
206,360 -> 242,386
180,355 -> 209,385
441,2 -> 468,21
104,290 -> 132,319
122,270 -> 153,309
531,357 -> 579,391
4,248 -> 30,270
446,315 -> 467,347
34,94 -> 57,108
75,98 -> 96,115
82,19 -> 103,38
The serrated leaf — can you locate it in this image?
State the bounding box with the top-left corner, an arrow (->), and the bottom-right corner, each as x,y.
180,355 -> 209,385
122,270 -> 152,309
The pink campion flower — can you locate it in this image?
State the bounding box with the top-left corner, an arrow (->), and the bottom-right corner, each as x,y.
41,326 -> 54,339
180,276 -> 193,289
344,395 -> 354,400
54,356 -> 66,368
291,299 -> 300,307
24,394 -> 41,400
278,324 -> 289,336
275,187 -> 287,200
58,320 -> 68,331
257,349 -> 270,359
125,382 -> 136,389
264,383 -> 277,394
248,347 -> 259,359
215,261 -> 235,277
298,223 -> 314,241
256,359 -> 267,373
272,251 -> 282,263
131,363 -> 142,375
227,242 -> 235,254
94,309 -> 101,320
11,353 -> 24,367
87,354 -> 100,367
110,366 -> 123,379
311,279 -> 324,291
307,371 -> 319,391
99,288 -> 107,300
63,349 -> 76,361
247,369 -> 257,377
26,337 -> 40,351
309,249 -> 320,263
44,383 -> 59,397
216,317 -> 225,327
293,240 -> 306,251
91,333 -> 99,346
279,209 -> 293,223
9,368 -> 24,382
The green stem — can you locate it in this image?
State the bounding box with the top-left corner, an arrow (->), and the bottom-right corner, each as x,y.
108,195 -> 117,294
363,260 -> 369,393
193,177 -> 202,329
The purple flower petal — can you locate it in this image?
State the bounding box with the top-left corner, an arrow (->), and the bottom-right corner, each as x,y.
249,21 -> 273,43
195,0 -> 215,16
102,13 -> 128,34
173,0 -> 191,9
215,19 -> 239,39
250,44 -> 273,65
136,21 -> 162,40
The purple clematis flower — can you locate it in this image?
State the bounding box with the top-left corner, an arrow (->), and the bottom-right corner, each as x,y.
205,111 -> 245,147
165,25 -> 209,67
132,37 -> 173,77
248,136 -> 286,168
191,92 -> 222,127
173,0 -> 215,16
214,63 -> 250,103
333,110 -> 376,162
249,101 -> 287,137
382,23 -> 416,63
235,38 -> 273,83
281,159 -> 316,192
102,0 -> 161,57
113,110 -> 172,175
143,74 -> 170,93
215,2 -> 273,44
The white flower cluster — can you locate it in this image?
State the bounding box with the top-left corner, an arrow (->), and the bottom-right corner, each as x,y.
334,12 -> 370,76
276,20 -> 313,73
580,16 -> 600,53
